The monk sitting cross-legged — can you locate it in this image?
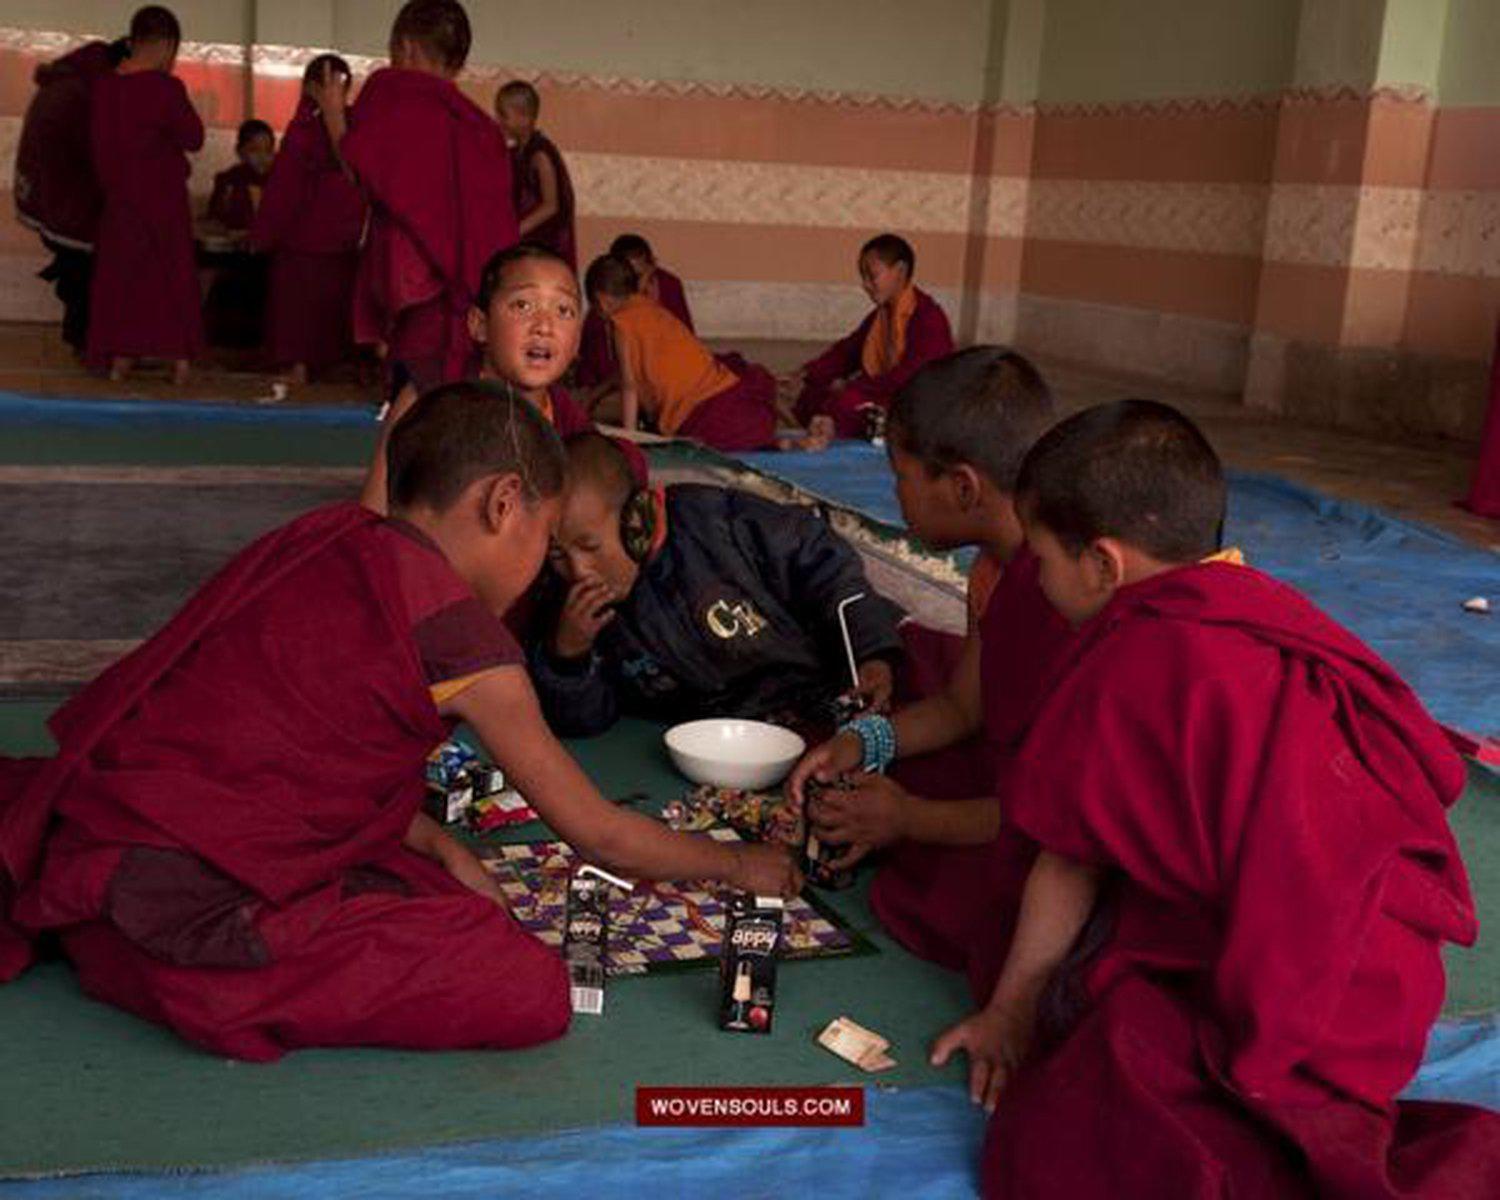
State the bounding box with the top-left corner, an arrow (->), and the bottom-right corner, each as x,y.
0,385 -> 798,1062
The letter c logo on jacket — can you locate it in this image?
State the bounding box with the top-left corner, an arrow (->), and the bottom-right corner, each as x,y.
705,598 -> 769,641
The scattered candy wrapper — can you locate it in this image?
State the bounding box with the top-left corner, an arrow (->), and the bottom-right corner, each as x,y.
1462,596 -> 1490,614
817,1016 -> 897,1073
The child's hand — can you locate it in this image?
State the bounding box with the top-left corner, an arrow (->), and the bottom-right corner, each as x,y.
929,1002 -> 1035,1113
553,577 -> 617,660
784,731 -> 862,808
306,62 -> 346,114
729,842 -> 803,898
855,659 -> 894,711
810,772 -> 909,850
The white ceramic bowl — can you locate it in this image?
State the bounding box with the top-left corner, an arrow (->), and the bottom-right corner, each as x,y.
664,719 -> 807,790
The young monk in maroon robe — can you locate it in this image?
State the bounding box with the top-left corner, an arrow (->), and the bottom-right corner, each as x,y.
576,234 -> 695,396
15,33 -> 129,351
1461,320 -> 1500,519
338,0 -> 517,393
0,384 -> 797,1060
791,234 -> 954,448
363,244 -> 595,513
931,400 -> 1500,1199
250,55 -> 366,385
207,120 -> 274,232
86,6 -> 203,385
496,81 -> 576,270
789,349 -> 1068,1000
584,254 -> 776,452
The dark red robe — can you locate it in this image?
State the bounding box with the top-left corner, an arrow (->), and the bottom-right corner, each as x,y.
576,268 -> 693,388
0,504 -> 569,1061
873,549 -> 1073,999
513,131 -> 576,269
207,162 -> 267,232
85,70 -> 205,367
795,288 -> 954,438
676,351 -> 777,452
985,561 -> 1498,1199
250,96 -> 366,371
1462,321 -> 1500,519
15,40 -> 117,250
343,68 -> 518,391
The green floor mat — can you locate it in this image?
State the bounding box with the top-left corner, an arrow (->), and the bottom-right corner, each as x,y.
2,726 -> 1497,1177
0,424 -> 376,468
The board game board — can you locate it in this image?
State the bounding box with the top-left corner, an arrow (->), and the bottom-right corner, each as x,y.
483,828 -> 871,976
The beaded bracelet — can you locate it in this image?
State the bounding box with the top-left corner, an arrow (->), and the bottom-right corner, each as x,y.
841,713 -> 898,775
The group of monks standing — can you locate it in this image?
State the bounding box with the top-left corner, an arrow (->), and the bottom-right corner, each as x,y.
14,0 -> 962,457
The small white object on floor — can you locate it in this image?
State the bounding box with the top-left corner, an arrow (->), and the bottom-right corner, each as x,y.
255,382 -> 289,406
1462,596 -> 1491,614
818,1016 -> 897,1072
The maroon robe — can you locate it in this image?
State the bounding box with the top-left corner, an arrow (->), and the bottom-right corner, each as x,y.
250,96 -> 366,371
15,41 -> 118,250
207,162 -> 267,232
576,268 -> 693,388
513,131 -> 576,269
873,549 -> 1073,999
0,504 -> 569,1061
85,70 -> 204,367
343,68 -> 518,391
795,288 -> 955,438
985,561 -> 1498,1199
1461,321 -> 1500,519
547,382 -> 593,438
677,352 -> 778,452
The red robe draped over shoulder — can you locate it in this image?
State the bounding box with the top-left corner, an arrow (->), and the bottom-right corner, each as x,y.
874,549 -> 1074,998
795,288 -> 954,438
513,131 -> 576,269
251,96 -> 366,371
85,70 -> 204,367
0,504 -> 568,1060
986,561 -> 1497,1199
343,68 -> 518,390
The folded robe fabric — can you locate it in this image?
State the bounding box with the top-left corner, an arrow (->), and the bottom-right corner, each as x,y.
987,560 -> 1498,1198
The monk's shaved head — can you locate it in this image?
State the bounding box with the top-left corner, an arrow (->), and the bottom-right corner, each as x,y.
609,234 -> 654,264
497,80 -> 540,117
583,255 -> 638,303
477,244 -> 574,310
562,432 -> 636,512
304,53 -> 352,89
390,0 -> 472,72
861,233 -> 915,276
130,5 -> 181,46
1017,399 -> 1226,563
890,347 -> 1055,493
387,382 -> 565,513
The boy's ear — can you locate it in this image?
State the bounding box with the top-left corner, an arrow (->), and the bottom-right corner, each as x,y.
466,306 -> 488,346
1086,537 -> 1128,593
478,472 -> 525,533
950,463 -> 984,512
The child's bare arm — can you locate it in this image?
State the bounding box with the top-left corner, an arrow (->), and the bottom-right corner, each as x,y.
448,667 -> 801,896
517,152 -> 559,236
614,329 -> 640,431
787,631 -> 982,804
360,381 -> 419,513
931,851 -> 1102,1111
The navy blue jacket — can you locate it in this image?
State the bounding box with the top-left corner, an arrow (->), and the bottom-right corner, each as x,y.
528,484 -> 904,736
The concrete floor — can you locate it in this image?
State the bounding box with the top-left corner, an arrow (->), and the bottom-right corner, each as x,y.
4,322 -> 1494,550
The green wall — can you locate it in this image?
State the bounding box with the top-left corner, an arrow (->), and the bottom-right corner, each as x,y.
1037,0 -> 1300,102
1439,0 -> 1500,104
331,0 -> 998,105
